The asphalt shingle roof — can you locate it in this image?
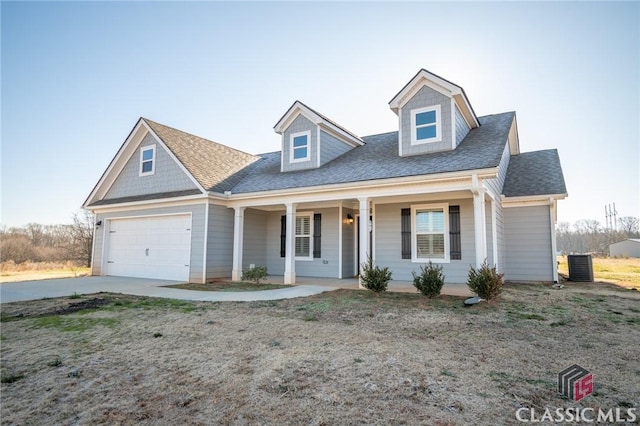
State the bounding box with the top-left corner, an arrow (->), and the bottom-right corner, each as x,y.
229,112 -> 516,194
143,118 -> 259,193
502,149 -> 567,197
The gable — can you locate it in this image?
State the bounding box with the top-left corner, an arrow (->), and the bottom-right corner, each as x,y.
281,114 -> 318,172
104,132 -> 198,200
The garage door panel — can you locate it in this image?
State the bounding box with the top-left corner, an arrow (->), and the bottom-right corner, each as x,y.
106,214 -> 191,281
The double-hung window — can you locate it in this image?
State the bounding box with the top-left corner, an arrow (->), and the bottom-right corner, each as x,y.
295,213 -> 313,260
139,145 -> 156,176
411,105 -> 441,144
290,131 -> 310,162
411,203 -> 449,262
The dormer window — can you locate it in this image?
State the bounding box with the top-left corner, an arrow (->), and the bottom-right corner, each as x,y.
411,105 -> 441,144
139,145 -> 156,176
290,131 -> 310,162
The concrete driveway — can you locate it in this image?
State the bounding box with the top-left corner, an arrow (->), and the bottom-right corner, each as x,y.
0,276 -> 337,304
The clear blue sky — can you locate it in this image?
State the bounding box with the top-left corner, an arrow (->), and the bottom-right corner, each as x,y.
2,1 -> 638,228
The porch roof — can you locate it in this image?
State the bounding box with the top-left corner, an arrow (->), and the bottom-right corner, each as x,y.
229,112 -> 515,194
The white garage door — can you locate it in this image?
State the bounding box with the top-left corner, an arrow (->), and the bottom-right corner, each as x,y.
106,215 -> 191,281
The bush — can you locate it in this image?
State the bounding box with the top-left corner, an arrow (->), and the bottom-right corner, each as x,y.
360,256 -> 392,292
241,265 -> 268,284
466,261 -> 504,300
412,261 -> 445,298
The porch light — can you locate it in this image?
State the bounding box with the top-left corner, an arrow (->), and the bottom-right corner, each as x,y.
347,214 -> 354,224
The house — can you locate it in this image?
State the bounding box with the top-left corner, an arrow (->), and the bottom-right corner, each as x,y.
83,69 -> 567,286
609,239 -> 640,258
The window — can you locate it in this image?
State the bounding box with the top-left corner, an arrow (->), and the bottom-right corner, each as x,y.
411,203 -> 449,263
280,213 -> 321,259
411,105 -> 441,144
139,145 -> 156,176
290,131 -> 310,162
295,214 -> 312,259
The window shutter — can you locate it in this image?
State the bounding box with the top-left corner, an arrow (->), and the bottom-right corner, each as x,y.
313,213 -> 321,258
401,208 -> 411,259
280,215 -> 286,258
449,206 -> 461,260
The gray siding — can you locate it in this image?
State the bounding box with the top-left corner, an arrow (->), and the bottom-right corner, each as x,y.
400,85 -> 452,156
483,143 -> 510,273
93,203 -> 206,283
503,206 -> 553,282
206,204 -> 234,279
105,133 -> 198,199
265,208 -> 341,278
342,208 -> 356,278
242,208 -> 267,270
374,199 -> 475,284
281,115 -> 318,172
455,105 -> 470,147
320,130 -> 352,166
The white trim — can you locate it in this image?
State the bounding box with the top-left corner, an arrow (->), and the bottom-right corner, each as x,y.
371,200 -> 376,263
490,198 -> 498,270
358,198 -> 369,288
202,201 -> 209,284
353,212 -> 359,277
90,212 -> 99,275
294,212 -> 314,261
410,105 -> 442,145
89,194 -> 208,212
316,127 -> 321,168
232,207 -> 245,281
338,205 -> 343,279
410,203 -> 450,263
502,194 -> 567,208
451,102 -> 457,150
284,203 -> 296,284
274,101 -> 364,146
398,108 -> 403,156
139,144 -> 156,176
290,131 -> 311,163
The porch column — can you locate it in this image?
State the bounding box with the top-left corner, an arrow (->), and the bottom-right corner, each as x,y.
490,196 -> 498,271
232,207 -> 245,281
358,197 -> 369,289
284,202 -> 297,285
473,188 -> 487,268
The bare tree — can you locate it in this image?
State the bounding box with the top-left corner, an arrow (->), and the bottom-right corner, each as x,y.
618,216 -> 640,238
68,210 -> 95,267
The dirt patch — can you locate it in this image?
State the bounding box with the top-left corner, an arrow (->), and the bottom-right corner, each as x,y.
1,284 -> 639,425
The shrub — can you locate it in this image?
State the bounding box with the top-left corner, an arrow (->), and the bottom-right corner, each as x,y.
360,256 -> 392,292
412,261 -> 445,298
467,261 -> 504,300
241,265 -> 268,284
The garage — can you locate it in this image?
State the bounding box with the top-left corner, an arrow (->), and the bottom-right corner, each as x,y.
106,214 -> 192,281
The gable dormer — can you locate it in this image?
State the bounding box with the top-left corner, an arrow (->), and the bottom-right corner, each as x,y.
274,101 -> 364,172
389,69 -> 480,157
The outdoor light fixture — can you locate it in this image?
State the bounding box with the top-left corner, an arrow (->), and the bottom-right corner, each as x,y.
347,214 -> 354,224
95,220 -> 102,227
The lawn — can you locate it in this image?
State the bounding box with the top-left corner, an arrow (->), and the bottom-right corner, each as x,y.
558,256 -> 640,290
1,282 -> 639,425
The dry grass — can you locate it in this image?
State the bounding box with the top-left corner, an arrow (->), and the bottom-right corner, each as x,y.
558,256 -> 640,290
0,261 -> 90,283
1,282 -> 639,425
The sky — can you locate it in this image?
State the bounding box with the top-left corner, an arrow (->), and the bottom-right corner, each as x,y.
2,1 -> 639,228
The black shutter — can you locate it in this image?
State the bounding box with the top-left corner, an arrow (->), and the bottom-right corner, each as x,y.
401,208 -> 411,259
449,206 -> 461,260
313,213 -> 321,258
280,215 -> 286,257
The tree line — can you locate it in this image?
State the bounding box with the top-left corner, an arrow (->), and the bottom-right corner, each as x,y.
0,211 -> 94,267
556,216 -> 639,255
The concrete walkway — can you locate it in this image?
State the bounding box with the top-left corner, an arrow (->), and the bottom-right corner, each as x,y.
0,276 -> 338,304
